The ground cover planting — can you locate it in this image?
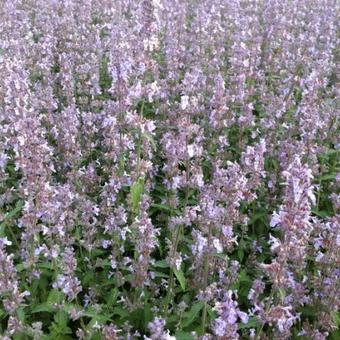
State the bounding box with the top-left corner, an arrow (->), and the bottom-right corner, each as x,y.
0,0 -> 339,339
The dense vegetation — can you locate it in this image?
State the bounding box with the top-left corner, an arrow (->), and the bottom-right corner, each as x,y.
0,0 -> 339,339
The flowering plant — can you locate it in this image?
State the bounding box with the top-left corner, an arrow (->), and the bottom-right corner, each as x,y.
0,0 -> 339,339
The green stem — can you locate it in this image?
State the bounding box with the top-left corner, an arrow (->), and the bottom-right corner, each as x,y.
136,100 -> 145,178
201,223 -> 212,333
75,296 -> 86,330
164,156 -> 190,314
132,100 -> 145,307
7,224 -> 20,249
255,282 -> 276,340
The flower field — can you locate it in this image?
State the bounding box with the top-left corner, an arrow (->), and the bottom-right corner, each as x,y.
0,0 -> 339,339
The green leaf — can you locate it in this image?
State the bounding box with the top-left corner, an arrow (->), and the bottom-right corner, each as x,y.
130,307 -> 147,329
54,310 -> 69,328
318,173 -> 336,182
142,132 -> 157,151
150,203 -> 173,212
212,253 -> 228,261
238,317 -> 261,329
238,270 -> 251,283
248,212 -> 267,225
3,201 -> 24,221
207,305 -> 216,318
15,263 -> 25,272
112,307 -> 129,318
238,239 -> 246,262
331,311 -> 340,327
83,271 -> 96,285
90,333 -> 102,340
279,288 -> 286,302
238,247 -> 244,262
174,268 -> 186,291
325,149 -> 338,157
144,304 -> 153,325
131,177 -> 145,214
312,210 -> 329,217
91,331 -> 103,340
153,260 -> 169,268
153,272 -> 169,278
17,307 -> 25,323
105,288 -> 119,305
13,332 -> 30,340
0,201 -> 24,236
175,331 -> 194,340
330,330 -> 340,340
48,332 -> 73,340
38,262 -> 54,270
166,314 -> 179,325
299,306 -> 316,318
47,289 -> 64,304
182,301 -> 205,328
269,75 -> 282,80
32,303 -> 55,313
87,314 -> 112,327
124,274 -> 134,283
63,303 -> 81,313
